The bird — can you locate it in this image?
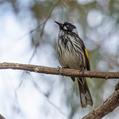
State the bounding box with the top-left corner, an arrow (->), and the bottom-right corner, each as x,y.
55,21 -> 93,107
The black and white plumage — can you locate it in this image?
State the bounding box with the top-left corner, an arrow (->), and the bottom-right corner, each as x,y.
55,21 -> 93,107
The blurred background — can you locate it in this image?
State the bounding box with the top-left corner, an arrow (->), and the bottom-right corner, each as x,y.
0,0 -> 119,119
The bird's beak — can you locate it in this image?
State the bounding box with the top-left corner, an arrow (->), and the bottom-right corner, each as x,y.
55,21 -> 62,28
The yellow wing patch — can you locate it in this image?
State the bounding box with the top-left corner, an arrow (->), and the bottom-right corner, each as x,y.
84,48 -> 90,70
84,48 -> 89,58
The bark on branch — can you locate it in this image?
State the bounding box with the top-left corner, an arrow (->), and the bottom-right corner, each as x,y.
0,114 -> 5,119
82,89 -> 119,119
0,62 -> 119,119
0,62 -> 118,79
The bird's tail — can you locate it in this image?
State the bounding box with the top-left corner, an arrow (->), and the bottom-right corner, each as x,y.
73,77 -> 93,107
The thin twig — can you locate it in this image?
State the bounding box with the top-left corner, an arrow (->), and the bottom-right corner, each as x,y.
0,62 -> 119,79
40,0 -> 60,37
29,0 -> 60,62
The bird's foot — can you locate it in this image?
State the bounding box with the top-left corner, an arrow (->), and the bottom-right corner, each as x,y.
57,66 -> 68,70
57,66 -> 68,75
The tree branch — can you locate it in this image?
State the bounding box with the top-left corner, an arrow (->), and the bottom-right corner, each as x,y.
0,62 -> 119,79
0,114 -> 5,119
0,62 -> 119,119
82,89 -> 119,119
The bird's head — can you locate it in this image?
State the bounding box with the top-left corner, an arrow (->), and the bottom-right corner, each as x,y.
55,21 -> 76,32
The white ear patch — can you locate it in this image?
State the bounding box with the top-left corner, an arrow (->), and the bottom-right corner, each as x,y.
72,28 -> 78,34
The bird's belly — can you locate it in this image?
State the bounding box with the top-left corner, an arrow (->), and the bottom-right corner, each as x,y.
59,50 -> 82,69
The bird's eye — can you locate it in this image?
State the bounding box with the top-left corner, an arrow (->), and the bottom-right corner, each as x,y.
63,26 -> 67,30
